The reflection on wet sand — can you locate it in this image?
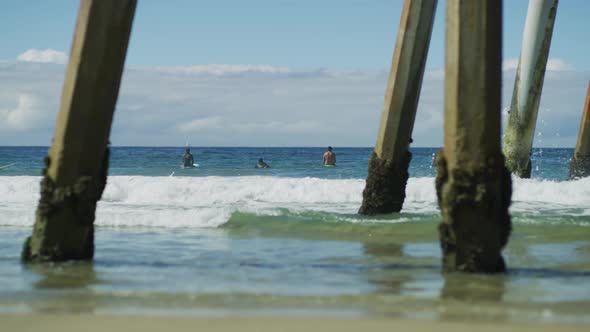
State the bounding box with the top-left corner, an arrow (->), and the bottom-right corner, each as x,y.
363,242 -> 407,295
439,272 -> 507,322
362,241 -> 418,318
440,273 -> 506,302
362,240 -> 509,322
27,262 -> 97,314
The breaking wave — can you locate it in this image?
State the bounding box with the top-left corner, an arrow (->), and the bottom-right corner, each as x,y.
0,175 -> 589,228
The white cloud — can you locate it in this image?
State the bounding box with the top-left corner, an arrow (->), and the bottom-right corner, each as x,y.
0,94 -> 44,130
502,57 -> 574,72
503,58 -> 519,71
177,116 -> 223,132
546,58 -> 574,71
424,68 -> 444,80
153,64 -> 291,76
279,120 -> 321,133
230,120 -> 321,133
0,61 -> 586,147
17,49 -> 68,64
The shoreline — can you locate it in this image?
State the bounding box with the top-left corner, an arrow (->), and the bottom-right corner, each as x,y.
2,314 -> 589,332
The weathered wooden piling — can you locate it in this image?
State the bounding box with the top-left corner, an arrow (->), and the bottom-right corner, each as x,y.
569,82 -> 590,179
503,0 -> 558,178
22,0 -> 136,262
436,0 -> 512,273
359,0 -> 437,215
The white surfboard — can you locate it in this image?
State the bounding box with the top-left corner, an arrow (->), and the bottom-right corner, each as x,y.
0,163 -> 16,170
181,163 -> 200,169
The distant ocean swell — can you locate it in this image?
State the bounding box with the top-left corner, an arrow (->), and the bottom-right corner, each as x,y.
0,176 -> 589,228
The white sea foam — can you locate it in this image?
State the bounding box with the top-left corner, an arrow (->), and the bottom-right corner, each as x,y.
1,175 -> 589,228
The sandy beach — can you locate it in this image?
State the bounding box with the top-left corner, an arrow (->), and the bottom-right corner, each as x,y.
2,314 -> 589,332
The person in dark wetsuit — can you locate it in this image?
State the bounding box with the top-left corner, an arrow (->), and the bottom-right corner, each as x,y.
255,158 -> 270,168
182,148 -> 195,168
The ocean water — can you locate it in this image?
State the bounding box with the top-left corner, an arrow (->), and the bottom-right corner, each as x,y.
1,146 -> 589,323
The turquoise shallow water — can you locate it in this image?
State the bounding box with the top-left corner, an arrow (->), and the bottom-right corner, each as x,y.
1,146 -> 589,323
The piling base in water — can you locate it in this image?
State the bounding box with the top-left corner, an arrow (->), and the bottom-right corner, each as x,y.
358,151 -> 411,215
569,156 -> 590,179
22,150 -> 109,262
435,149 -> 512,273
504,155 -> 532,179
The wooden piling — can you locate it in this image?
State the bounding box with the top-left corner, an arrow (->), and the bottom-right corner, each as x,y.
22,0 -> 137,262
436,0 -> 512,273
503,0 -> 559,178
358,0 -> 437,215
569,82 -> 590,179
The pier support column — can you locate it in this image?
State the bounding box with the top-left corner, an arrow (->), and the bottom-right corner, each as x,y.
359,0 -> 437,215
22,0 -> 136,262
436,0 -> 512,273
503,0 -> 558,178
569,82 -> 590,179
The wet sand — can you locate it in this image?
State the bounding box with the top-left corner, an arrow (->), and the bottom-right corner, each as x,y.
2,314 -> 588,332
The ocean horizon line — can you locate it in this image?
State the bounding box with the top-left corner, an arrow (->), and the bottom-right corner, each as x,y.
0,145 -> 577,149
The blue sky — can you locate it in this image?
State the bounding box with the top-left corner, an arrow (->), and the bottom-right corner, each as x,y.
2,0 -> 590,69
1,1 -> 589,146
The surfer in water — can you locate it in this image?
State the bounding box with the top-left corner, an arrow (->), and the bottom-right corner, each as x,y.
323,146 -> 336,166
255,158 -> 270,169
182,148 -> 195,168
